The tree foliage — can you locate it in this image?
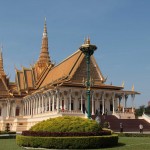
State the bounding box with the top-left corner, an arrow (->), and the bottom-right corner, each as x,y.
135,105 -> 150,117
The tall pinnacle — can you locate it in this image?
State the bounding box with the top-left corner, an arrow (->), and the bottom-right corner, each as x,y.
0,46 -> 6,76
38,17 -> 51,64
43,17 -> 48,38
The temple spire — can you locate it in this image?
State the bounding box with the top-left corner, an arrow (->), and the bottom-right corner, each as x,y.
0,46 -> 6,76
34,18 -> 54,81
38,17 -> 51,64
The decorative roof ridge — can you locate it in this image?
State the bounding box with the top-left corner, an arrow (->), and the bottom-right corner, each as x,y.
0,74 -> 9,92
35,64 -> 52,89
52,50 -> 81,70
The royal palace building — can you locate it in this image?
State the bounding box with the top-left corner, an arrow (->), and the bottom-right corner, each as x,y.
0,19 -> 139,132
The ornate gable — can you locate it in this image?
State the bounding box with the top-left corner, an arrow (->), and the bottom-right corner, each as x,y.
70,55 -> 105,85
39,50 -> 105,88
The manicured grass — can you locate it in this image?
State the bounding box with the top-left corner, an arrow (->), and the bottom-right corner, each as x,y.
0,139 -> 24,150
1,137 -> 150,150
102,137 -> 150,150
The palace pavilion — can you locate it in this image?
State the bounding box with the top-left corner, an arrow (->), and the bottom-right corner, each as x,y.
0,19 -> 139,132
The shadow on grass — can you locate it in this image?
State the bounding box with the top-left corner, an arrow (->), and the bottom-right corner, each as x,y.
103,143 -> 126,149
117,143 -> 126,147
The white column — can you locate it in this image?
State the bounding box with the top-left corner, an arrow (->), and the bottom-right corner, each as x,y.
38,95 -> 41,114
122,95 -> 125,113
125,95 -> 128,109
64,97 -> 67,110
49,97 -> 51,111
41,95 -> 44,113
69,91 -> 72,111
52,92 -> 55,111
102,93 -> 105,115
29,98 -> 31,115
74,98 -> 78,110
56,90 -> 60,113
27,99 -> 29,116
32,98 -> 34,115
80,91 -> 83,112
45,95 -> 48,112
30,98 -> 32,116
118,96 -> 122,112
35,98 -> 36,115
92,91 -> 95,115
26,100 -> 28,115
112,93 -> 115,114
131,94 -> 135,113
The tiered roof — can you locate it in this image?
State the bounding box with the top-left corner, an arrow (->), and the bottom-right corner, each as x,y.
0,19 -> 139,99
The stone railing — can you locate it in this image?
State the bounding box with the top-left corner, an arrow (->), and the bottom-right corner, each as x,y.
139,113 -> 150,123
112,112 -> 120,119
113,112 -> 135,119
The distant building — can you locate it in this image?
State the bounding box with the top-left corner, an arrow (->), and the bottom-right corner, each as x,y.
0,19 -> 140,132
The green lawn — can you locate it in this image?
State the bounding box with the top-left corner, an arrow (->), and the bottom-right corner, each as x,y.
0,137 -> 150,150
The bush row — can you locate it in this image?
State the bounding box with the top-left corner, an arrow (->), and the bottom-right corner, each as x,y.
22,130 -> 111,137
119,133 -> 150,137
0,131 -> 16,134
0,135 -> 16,139
16,134 -> 118,149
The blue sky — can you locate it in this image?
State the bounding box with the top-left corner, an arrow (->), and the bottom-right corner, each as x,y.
0,0 -> 150,108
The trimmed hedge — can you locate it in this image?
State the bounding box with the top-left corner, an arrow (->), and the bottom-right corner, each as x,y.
22,130 -> 111,137
119,133 -> 150,137
16,134 -> 118,149
30,116 -> 101,132
0,131 -> 16,134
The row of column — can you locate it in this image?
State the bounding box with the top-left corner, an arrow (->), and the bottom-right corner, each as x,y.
22,89 -> 135,116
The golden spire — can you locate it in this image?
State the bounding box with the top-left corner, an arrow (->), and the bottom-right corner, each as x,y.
38,17 -> 51,64
34,18 -> 54,81
0,46 -> 5,76
121,81 -> 125,88
132,84 -> 134,91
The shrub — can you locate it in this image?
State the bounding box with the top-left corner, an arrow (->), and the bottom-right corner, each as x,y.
16,134 -> 118,149
30,116 -> 102,132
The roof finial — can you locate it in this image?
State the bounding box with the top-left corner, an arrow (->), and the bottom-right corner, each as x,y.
132,84 -> 134,91
122,81 -> 125,88
43,17 -> 47,37
0,46 -> 2,60
84,36 -> 90,44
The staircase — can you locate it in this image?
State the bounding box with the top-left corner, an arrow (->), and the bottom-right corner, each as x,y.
92,115 -> 150,132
